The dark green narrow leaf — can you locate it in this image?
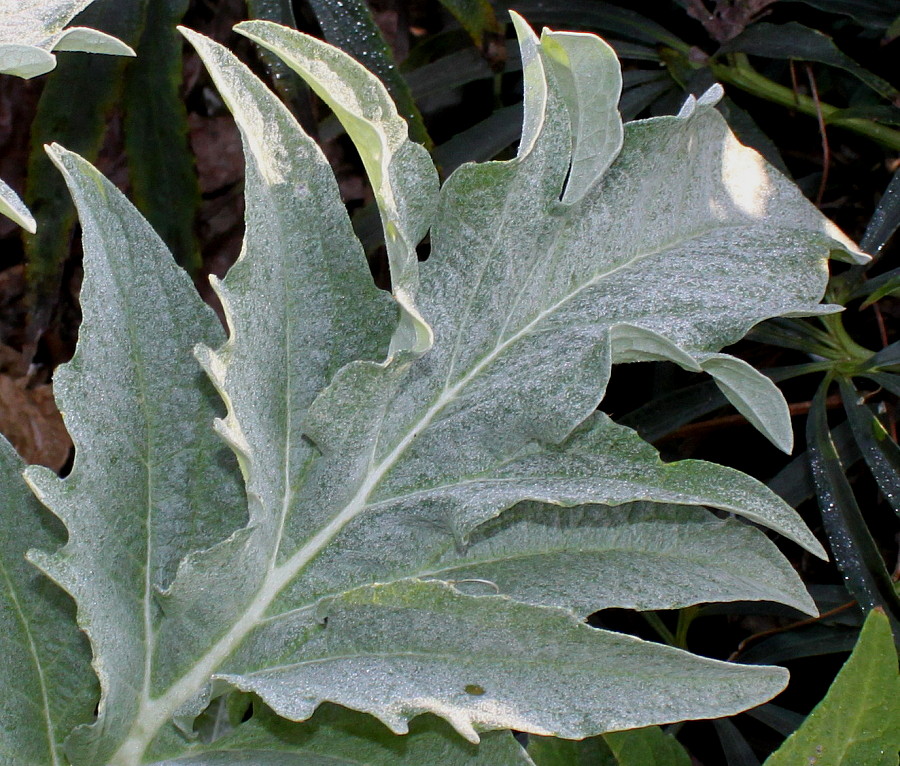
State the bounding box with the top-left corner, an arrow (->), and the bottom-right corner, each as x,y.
246,0 -> 315,121
840,377 -> 900,517
859,273 -> 900,308
506,1 -> 690,50
806,384 -> 900,638
860,167 -> 900,257
618,78 -> 674,121
889,12 -> 900,41
24,0 -> 147,340
746,317 -> 838,356
768,422 -> 860,508
618,377 -> 727,442
862,371 -> 900,397
305,0 -> 430,146
606,40 -> 661,62
619,364 -> 825,443
788,0 -> 899,30
828,104 -> 900,126
405,41 -> 518,100
712,718 -> 760,766
437,0 -> 500,47
432,103 -> 522,175
741,624 -> 861,665
864,340 -> 900,371
745,704 -> 805,738
246,0 -> 296,29
721,22 -> 900,103
123,0 -> 200,273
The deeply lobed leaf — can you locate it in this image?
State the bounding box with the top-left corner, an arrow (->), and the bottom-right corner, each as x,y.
0,437 -> 96,766
0,12 -> 868,766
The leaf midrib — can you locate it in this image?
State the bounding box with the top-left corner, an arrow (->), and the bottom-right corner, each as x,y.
111,219 -> 728,764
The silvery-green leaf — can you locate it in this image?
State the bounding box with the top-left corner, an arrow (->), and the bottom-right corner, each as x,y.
152,704 -> 534,765
235,19 -> 438,356
608,326 -> 793,450
538,26 -> 623,204
52,26 -> 134,55
273,409 -> 823,610
187,19 -> 833,741
417,501 -> 817,616
0,0 -> 134,78
24,145 -> 245,764
218,580 -> 788,743
151,26 -> 395,700
32,18 -> 855,765
0,436 -> 97,765
0,43 -> 56,78
696,352 -> 794,453
0,176 -> 36,232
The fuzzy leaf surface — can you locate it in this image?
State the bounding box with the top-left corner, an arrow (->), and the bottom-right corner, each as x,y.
24,145 -> 246,765
0,176 -> 36,232
20,17 -> 863,766
417,500 -> 817,616
0,0 -> 133,78
0,437 -> 96,766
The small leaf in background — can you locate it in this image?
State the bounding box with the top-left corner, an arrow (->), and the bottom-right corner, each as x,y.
806,385 -> 900,637
24,0 -> 147,346
123,0 -> 200,273
721,22 -> 900,104
839,378 -> 900,518
604,726 -> 692,765
437,0 -> 501,49
529,726 -> 691,766
764,609 -> 900,765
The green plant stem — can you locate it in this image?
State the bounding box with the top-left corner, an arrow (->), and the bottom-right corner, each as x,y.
709,54 -> 900,153
642,612 -> 677,646
818,313 -> 875,370
675,606 -> 699,649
